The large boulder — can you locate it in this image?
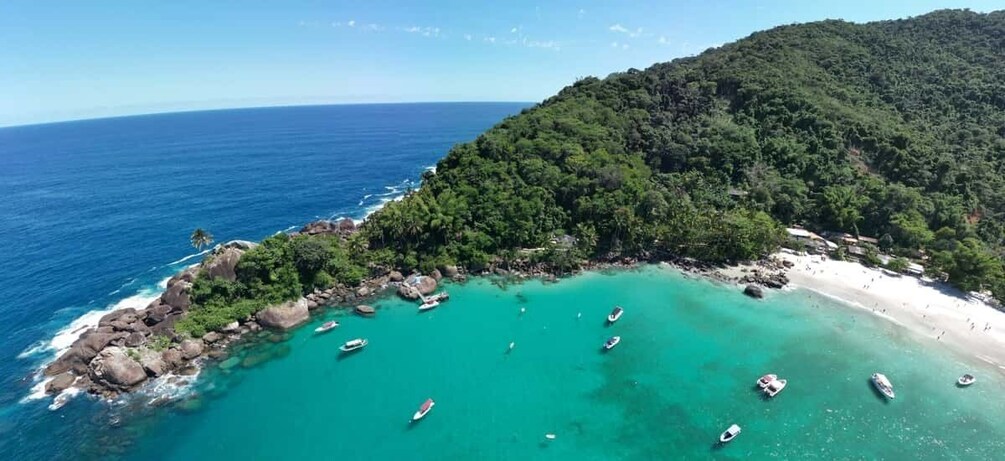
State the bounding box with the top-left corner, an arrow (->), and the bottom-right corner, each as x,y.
441,265 -> 460,278
162,282 -> 192,311
179,339 -> 204,360
143,302 -> 173,326
397,284 -> 421,300
337,218 -> 356,232
202,332 -> 222,344
256,298 -> 310,330
299,220 -> 338,235
203,246 -> 245,282
138,349 -> 167,377
99,308 -> 137,327
743,285 -> 764,299
166,267 -> 198,289
124,332 -> 147,347
90,347 -> 147,388
389,271 -> 404,282
161,349 -> 184,368
398,275 -> 438,300
45,372 -> 76,395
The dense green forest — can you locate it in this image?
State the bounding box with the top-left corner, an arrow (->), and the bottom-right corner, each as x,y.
182,9 -> 1005,334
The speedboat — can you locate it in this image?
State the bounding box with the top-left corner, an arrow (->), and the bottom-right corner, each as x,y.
756,374 -> 777,389
412,398 -> 435,421
339,338 -> 368,352
719,424 -> 741,443
608,306 -> 624,323
603,336 -> 621,350
314,321 -> 339,333
418,300 -> 440,311
957,374 -> 976,387
871,373 -> 895,399
764,378 -> 787,397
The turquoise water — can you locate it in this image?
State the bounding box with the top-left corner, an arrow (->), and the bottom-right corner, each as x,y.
95,265 -> 1005,460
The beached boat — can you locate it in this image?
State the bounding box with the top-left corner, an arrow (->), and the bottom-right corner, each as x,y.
608,306 -> 624,323
719,424 -> 741,443
418,300 -> 440,311
314,321 -> 339,333
603,336 -> 621,350
340,338 -> 368,352
756,374 -> 777,389
957,374 -> 976,387
412,398 -> 435,421
871,373 -> 895,399
764,378 -> 787,397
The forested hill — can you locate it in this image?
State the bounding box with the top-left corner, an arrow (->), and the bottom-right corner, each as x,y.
362,9 -> 1005,300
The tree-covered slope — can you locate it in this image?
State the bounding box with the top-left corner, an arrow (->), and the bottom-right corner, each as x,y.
363,9 -> 1005,298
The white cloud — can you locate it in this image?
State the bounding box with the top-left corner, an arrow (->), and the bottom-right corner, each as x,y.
610,23 -> 643,38
658,36 -> 669,45
347,19 -> 355,27
609,24 -> 628,33
402,26 -> 441,37
464,34 -> 472,41
622,43 -> 629,49
526,40 -> 560,51
511,27 -> 518,33
485,36 -> 496,44
578,9 -> 586,18
610,41 -> 619,47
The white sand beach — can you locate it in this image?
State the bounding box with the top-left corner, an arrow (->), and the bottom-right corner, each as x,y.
726,251 -> 1005,372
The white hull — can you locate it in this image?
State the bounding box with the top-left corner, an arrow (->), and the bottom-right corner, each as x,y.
340,339 -> 368,352
607,309 -> 623,323
418,301 -> 440,311
719,424 -> 741,443
412,399 -> 435,421
764,379 -> 787,397
871,373 -> 895,399
958,374 -> 975,386
603,336 -> 621,350
756,374 -> 777,389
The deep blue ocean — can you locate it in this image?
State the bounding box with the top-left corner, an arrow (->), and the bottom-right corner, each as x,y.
0,103 -> 528,459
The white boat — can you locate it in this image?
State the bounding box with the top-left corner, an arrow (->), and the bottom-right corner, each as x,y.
719,424 -> 741,443
314,321 -> 339,333
340,338 -> 368,352
957,374 -> 976,387
603,336 -> 621,350
764,378 -> 787,397
871,373 -> 895,399
418,300 -> 440,311
412,398 -> 435,421
756,374 -> 777,389
608,306 -> 624,323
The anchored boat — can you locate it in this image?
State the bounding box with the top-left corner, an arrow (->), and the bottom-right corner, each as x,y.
719,424 -> 741,443
957,373 -> 976,387
603,336 -> 621,350
756,373 -> 777,389
412,398 -> 435,421
340,338 -> 368,352
314,321 -> 339,333
608,306 -> 624,323
871,373 -> 895,399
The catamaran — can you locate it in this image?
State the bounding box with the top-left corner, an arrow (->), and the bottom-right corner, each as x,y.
756,374 -> 777,389
764,378 -> 787,397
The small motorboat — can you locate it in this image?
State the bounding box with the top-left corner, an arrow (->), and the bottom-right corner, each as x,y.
608,306 -> 624,323
339,338 -> 368,352
508,341 -> 515,351
412,398 -> 435,421
418,300 -> 440,311
545,433 -> 556,440
871,373 -> 895,399
314,321 -> 339,333
756,374 -> 777,389
957,374 -> 976,387
719,424 -> 741,443
764,378 -> 787,397
603,336 -> 621,350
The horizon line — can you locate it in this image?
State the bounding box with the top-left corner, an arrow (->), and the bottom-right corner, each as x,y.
0,100 -> 537,130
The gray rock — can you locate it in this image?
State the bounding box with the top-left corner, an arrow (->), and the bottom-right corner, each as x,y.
203,246 -> 245,282
389,271 -> 404,282
90,347 -> 147,388
99,308 -> 138,326
256,298 -> 310,330
179,339 -> 204,360
202,332 -> 222,343
356,286 -> 371,298
307,300 -> 319,310
441,265 -> 460,278
166,267 -> 198,289
143,302 -> 173,326
397,284 -> 421,300
46,372 -> 76,395
162,282 -> 192,311
247,321 -> 262,332
161,349 -> 184,368
221,321 -> 240,332
355,305 -> 375,315
124,332 -> 147,347
138,349 -> 167,377
431,269 -> 443,281
743,285 -> 764,299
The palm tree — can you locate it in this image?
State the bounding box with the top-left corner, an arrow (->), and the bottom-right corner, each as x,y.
190,228 -> 214,250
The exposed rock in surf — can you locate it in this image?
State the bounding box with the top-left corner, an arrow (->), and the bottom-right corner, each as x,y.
46,372 -> 76,395
355,304 -> 375,316
743,284 -> 764,299
179,339 -> 204,360
138,349 -> 167,377
161,349 -> 184,369
90,347 -> 147,389
202,332 -> 222,343
256,298 -> 309,330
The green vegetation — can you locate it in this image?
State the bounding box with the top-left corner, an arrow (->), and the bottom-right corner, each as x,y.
178,9 -> 1005,336
190,228 -> 214,251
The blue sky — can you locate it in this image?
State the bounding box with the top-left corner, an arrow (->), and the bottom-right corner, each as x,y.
0,0 -> 1000,126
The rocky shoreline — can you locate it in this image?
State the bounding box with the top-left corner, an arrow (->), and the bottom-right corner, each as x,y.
39,218 -> 791,404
